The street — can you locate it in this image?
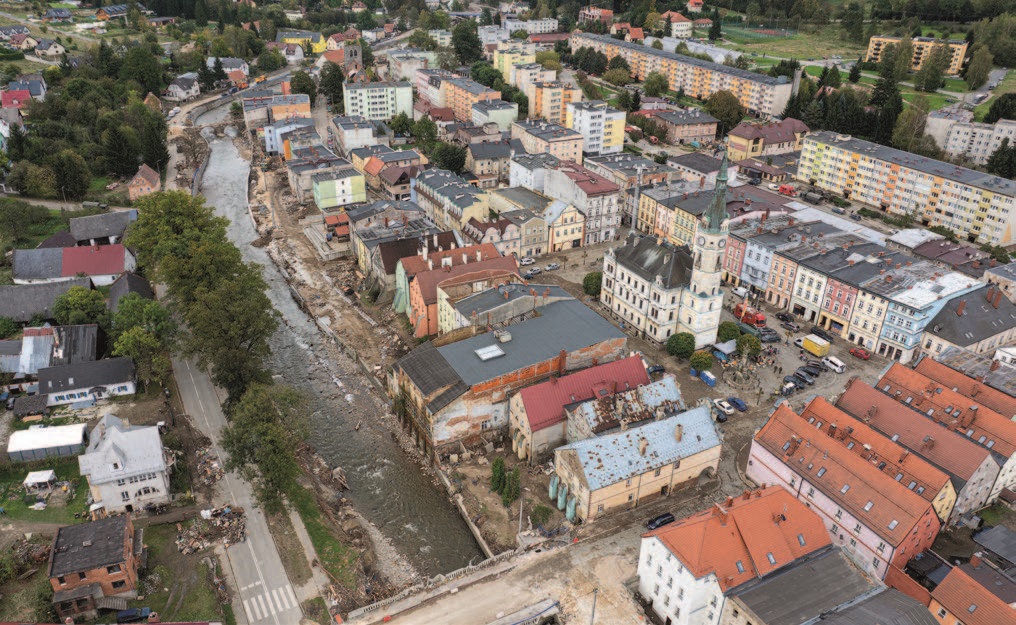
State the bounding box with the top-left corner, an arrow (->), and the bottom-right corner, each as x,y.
173,356 -> 303,625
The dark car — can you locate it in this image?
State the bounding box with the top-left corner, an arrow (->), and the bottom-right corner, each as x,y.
117,608 -> 152,624
727,397 -> 748,412
807,359 -> 830,371
647,364 -> 665,376
801,365 -> 823,377
850,213 -> 862,221
780,321 -> 800,332
747,178 -> 761,185
759,332 -> 781,343
646,512 -> 675,530
810,326 -> 834,342
794,369 -> 815,385
775,312 -> 795,322
784,375 -> 806,389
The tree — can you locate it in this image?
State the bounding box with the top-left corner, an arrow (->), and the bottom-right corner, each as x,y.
480,7 -> 493,25
643,71 -> 669,97
873,89 -> 903,146
985,94 -> 1016,124
825,65 -> 842,88
666,332 -> 696,359
631,89 -> 641,112
913,43 -> 950,91
582,271 -> 602,296
211,57 -> 227,82
802,100 -> 826,129
708,8 -> 722,40
318,62 -> 344,106
848,60 -> 862,83
986,138 -> 1016,179
194,0 -> 208,26
257,47 -> 285,72
51,150 -> 91,201
359,39 -> 375,69
644,12 -> 662,31
892,100 -> 930,153
289,70 -> 316,102
840,2 -> 865,43
430,142 -> 466,173
7,163 -> 56,199
231,101 -> 243,119
53,286 -> 108,327
452,20 -> 482,66
689,351 -> 714,372
717,321 -> 741,343
535,50 -> 562,71
412,116 -> 438,148
103,125 -> 141,178
113,293 -> 174,344
736,333 -> 762,359
119,46 -> 163,94
607,55 -> 630,71
0,317 -> 18,339
603,68 -> 632,85
389,112 -> 412,135
617,89 -> 633,111
139,112 -> 169,173
652,39 -> 664,50
501,466 -> 520,506
705,90 -> 745,134
965,44 -> 993,90
490,456 -> 505,492
113,326 -> 171,387
893,37 -> 914,82
222,383 -> 307,513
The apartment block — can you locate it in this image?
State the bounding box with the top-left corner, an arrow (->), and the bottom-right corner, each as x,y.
413,168 -> 490,231
652,109 -> 719,145
571,33 -> 796,117
511,120 -> 583,164
415,68 -> 455,107
544,160 -> 621,245
502,17 -> 558,34
578,6 -> 613,24
510,62 -> 555,89
471,99 -> 519,132
509,152 -> 561,193
443,77 -> 501,122
921,285 -> 1016,357
565,100 -> 625,156
330,115 -> 379,156
798,131 -> 1016,245
493,40 -> 536,82
865,35 -> 968,74
427,29 -> 451,47
312,168 -> 367,210
526,80 -> 582,125
342,81 -> 413,121
943,119 -> 1016,166
748,402 -> 941,579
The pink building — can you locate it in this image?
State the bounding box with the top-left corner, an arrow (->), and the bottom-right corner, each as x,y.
407,255 -> 520,337
766,251 -> 799,308
723,234 -> 746,286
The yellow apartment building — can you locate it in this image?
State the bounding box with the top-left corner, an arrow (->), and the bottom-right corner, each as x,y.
442,77 -> 501,122
526,81 -> 582,125
493,41 -> 536,82
865,36 -> 968,74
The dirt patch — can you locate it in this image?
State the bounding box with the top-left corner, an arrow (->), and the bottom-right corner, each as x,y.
136,522 -> 230,622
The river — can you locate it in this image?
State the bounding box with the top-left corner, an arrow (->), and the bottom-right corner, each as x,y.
193,105 -> 482,577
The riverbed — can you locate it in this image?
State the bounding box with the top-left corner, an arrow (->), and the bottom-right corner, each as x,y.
193,106 -> 482,576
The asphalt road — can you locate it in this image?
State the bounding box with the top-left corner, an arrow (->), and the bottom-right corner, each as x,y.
173,356 -> 302,625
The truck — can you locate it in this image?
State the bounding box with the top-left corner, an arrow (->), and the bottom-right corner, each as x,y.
733,302 -> 766,327
801,334 -> 830,357
254,75 -> 267,84
778,184 -> 797,197
803,191 -> 823,204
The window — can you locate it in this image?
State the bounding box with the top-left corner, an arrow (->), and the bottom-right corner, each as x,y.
797,534 -> 806,546
807,487 -> 815,497
968,605 -> 977,613
864,501 -> 873,512
654,468 -> 662,477
888,519 -> 899,530
854,523 -> 862,533
736,560 -> 745,573
766,552 -> 776,565
106,564 -> 121,574
817,467 -> 827,478
57,576 -> 66,585
840,484 -> 850,494
937,608 -> 947,618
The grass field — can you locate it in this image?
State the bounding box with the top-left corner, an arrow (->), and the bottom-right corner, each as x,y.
131,523 -> 227,622
287,483 -> 358,587
722,24 -> 867,61
0,456 -> 89,524
975,70 -> 1015,121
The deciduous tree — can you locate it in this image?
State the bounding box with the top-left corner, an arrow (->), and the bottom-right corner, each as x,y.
705,90 -> 745,134
643,71 -> 669,97
53,286 -> 108,327
666,332 -> 696,359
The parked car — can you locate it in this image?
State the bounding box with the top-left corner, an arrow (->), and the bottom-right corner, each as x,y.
117,608 -> 152,624
850,213 -> 862,221
775,312 -> 795,322
760,332 -> 781,343
523,269 -> 539,279
780,321 -> 800,332
810,326 -> 834,342
647,364 -> 665,376
731,286 -> 749,298
727,397 -> 748,412
793,369 -> 815,385
806,359 -> 829,371
784,375 -> 806,389
822,356 -> 846,373
545,262 -> 560,271
801,365 -> 823,377
646,512 -> 676,530
793,337 -> 805,348
519,257 -> 536,266
713,398 -> 735,416
849,347 -> 871,360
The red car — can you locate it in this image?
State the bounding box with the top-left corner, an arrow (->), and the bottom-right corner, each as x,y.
849,347 -> 871,360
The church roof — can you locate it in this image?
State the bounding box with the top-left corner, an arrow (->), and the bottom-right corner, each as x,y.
610,234 -> 694,290
703,150 -> 729,233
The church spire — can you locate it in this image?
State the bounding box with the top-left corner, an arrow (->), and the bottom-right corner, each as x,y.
704,150 -> 729,233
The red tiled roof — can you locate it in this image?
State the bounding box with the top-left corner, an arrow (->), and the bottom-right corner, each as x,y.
517,356 -> 650,432
729,118 -> 809,144
558,161 -> 619,196
931,567 -> 1016,625
131,163 -> 160,188
413,255 -> 520,305
429,107 -> 455,122
627,27 -> 644,40
836,379 -> 993,481
2,89 -> 31,109
647,485 -> 830,591
379,165 -> 419,185
914,356 -> 1016,420
401,243 -> 501,277
693,17 -> 712,24
660,11 -> 691,22
320,49 -> 344,65
529,33 -> 571,43
61,244 -> 128,276
755,403 -> 938,547
878,363 -> 1016,457
363,156 -> 386,177
23,327 -> 55,337
800,397 -> 951,505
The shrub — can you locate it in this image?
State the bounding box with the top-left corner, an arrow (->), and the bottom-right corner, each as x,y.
583,271 -> 602,296
666,332 -> 696,359
689,351 -> 714,372
490,456 -> 505,493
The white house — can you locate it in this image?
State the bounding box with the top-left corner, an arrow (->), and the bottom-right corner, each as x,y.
38,358 -> 136,407
78,414 -> 172,514
206,56 -> 249,77
165,72 -> 199,101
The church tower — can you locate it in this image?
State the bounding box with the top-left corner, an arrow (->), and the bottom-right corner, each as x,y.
679,150 -> 730,348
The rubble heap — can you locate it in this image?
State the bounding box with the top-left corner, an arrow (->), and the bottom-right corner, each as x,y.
196,448 -> 225,487
175,506 -> 247,554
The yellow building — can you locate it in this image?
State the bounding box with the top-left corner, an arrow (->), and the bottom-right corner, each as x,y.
493,41 -> 536,82
866,35 -> 968,74
442,77 -> 501,122
565,100 -> 625,155
276,29 -> 326,54
570,32 -> 795,117
554,404 -> 721,522
799,130 -> 1016,245
526,81 -> 582,126
511,120 -> 583,164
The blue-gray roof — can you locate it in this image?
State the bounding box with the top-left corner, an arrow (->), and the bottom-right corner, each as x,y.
452,283 -> 570,318
13,248 -> 63,281
556,405 -> 720,490
437,299 -> 625,387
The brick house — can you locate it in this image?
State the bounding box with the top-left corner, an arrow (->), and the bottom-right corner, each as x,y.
48,516 -> 144,620
128,163 -> 161,201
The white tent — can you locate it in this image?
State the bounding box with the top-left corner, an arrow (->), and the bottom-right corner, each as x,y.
23,469 -> 56,492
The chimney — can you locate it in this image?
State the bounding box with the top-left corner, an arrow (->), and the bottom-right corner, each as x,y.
956,300 -> 966,316
427,258 -> 434,270
970,553 -> 982,568
638,437 -> 649,456
462,252 -> 468,264
675,424 -> 683,441
476,249 -> 482,262
422,245 -> 429,261
827,423 -> 837,438
433,233 -> 438,247
712,503 -> 729,524
921,435 -> 935,451
987,286 -> 995,302
993,291 -> 1002,309
991,359 -> 1001,371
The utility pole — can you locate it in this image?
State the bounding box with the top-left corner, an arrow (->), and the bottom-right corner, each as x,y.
589,588 -> 598,625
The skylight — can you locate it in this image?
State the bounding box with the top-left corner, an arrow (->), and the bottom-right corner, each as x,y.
736,560 -> 745,573
864,501 -> 873,511
888,519 -> 899,530
840,484 -> 850,494
797,534 -> 806,546
766,553 -> 776,565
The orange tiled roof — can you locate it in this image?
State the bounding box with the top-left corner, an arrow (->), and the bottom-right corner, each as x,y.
627,27 -> 645,40
800,397 -> 951,505
878,362 -> 1016,458
755,403 -> 938,546
660,11 -> 692,22
836,379 -> 993,482
321,49 -> 344,64
646,485 -> 830,591
413,255 -> 520,305
931,567 -> 1016,625
363,156 -> 386,177
400,243 -> 501,277
914,356 -> 1016,420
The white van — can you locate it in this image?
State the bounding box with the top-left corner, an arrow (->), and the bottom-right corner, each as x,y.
731,286 -> 749,298
822,356 -> 846,373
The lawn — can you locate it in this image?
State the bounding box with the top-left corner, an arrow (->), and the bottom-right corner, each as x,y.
287,483 -> 358,587
721,24 -> 867,61
941,76 -> 969,93
975,70 -> 1015,121
902,90 -> 952,111
0,456 -> 89,525
130,523 -> 228,622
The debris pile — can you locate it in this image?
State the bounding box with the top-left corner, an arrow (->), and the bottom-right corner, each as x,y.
174,507 -> 247,554
196,448 -> 225,487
